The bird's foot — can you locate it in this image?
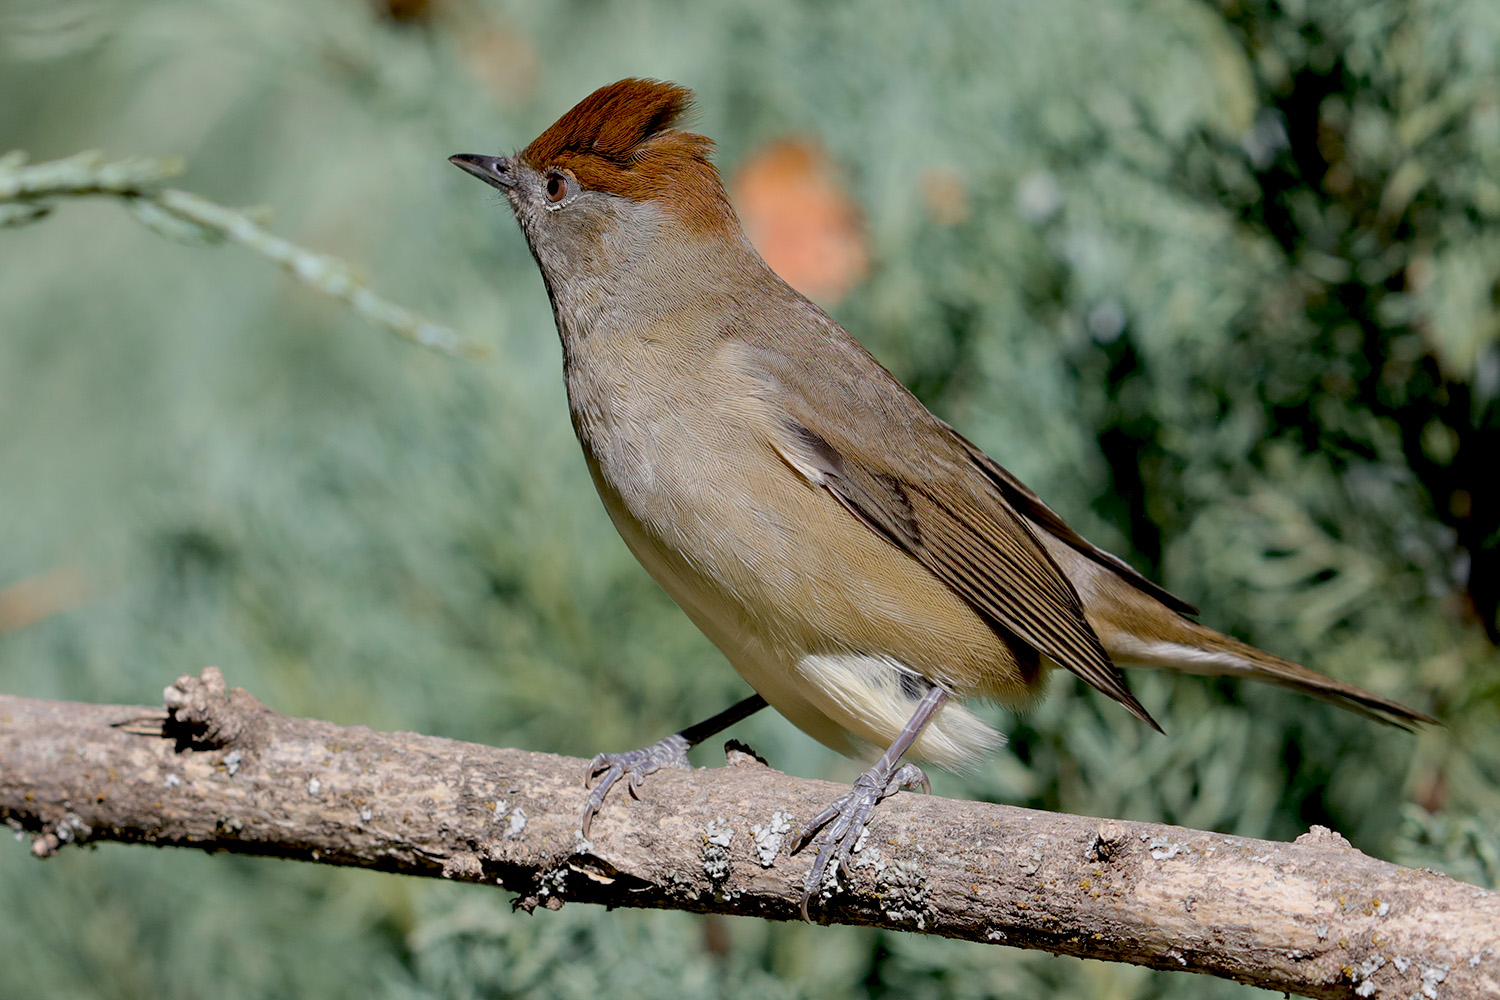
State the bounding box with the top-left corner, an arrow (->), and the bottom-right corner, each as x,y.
789,760 -> 930,921
579,734 -> 693,837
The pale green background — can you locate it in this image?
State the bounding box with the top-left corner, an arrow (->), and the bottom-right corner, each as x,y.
2,1 -> 1496,997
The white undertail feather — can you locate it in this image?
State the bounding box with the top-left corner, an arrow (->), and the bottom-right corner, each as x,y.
796,653 -> 1005,771
1108,635 -> 1252,674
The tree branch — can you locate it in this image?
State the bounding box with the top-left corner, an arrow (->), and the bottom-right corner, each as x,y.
1,669 -> 1494,998
0,150 -> 485,359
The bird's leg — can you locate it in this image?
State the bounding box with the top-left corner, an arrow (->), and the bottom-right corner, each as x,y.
789,683 -> 949,921
580,693 -> 768,837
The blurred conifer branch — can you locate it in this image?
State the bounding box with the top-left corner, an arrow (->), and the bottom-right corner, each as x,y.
0,149 -> 485,359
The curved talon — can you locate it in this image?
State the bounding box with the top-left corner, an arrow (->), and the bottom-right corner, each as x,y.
577,734 -> 692,837
584,753 -> 612,789
889,762 -> 930,795
791,761 -> 932,922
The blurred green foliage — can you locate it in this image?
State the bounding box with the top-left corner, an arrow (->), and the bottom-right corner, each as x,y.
2,0 -> 1496,997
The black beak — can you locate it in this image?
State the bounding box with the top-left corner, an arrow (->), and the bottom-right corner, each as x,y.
449,154 -> 516,191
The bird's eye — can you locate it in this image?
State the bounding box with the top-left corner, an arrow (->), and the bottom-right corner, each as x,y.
545,173 -> 569,203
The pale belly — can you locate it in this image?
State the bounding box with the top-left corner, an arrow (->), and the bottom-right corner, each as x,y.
578,439 -> 1010,771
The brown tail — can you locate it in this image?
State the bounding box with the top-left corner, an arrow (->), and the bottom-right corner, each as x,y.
1104,619 -> 1435,730
1036,526 -> 1435,730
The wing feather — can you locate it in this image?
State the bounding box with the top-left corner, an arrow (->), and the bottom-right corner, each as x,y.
773,413 -> 1162,731
948,428 -> 1198,616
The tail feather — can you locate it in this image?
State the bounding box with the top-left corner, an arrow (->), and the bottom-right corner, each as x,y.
1106,625 -> 1435,731
1034,526 -> 1434,730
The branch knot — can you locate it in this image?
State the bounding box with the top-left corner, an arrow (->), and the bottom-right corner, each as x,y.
162,667 -> 267,750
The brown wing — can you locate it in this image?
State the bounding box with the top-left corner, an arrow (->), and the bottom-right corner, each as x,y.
946,427 -> 1199,617
775,418 -> 1163,732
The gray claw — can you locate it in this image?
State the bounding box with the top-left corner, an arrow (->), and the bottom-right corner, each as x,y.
791,760 -> 931,921
889,762 -> 930,795
579,734 -> 692,837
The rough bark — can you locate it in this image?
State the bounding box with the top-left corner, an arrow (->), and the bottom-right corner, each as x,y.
1,668 -> 1494,998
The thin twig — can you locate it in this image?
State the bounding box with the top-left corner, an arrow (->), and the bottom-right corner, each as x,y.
0,150 -> 484,359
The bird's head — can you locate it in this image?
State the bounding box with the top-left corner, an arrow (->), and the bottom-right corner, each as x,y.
451,79 -> 741,288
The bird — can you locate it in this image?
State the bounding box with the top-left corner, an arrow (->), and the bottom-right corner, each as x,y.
449,78 -> 1432,919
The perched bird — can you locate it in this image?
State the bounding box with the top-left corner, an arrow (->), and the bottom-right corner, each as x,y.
450,78 -> 1432,918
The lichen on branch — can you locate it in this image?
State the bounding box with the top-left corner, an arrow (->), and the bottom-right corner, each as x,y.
1,668 -> 1496,999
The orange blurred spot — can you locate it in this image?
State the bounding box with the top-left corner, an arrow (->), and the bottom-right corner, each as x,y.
732,138 -> 868,305
922,167 -> 970,226
455,19 -> 538,107
0,565 -> 88,634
